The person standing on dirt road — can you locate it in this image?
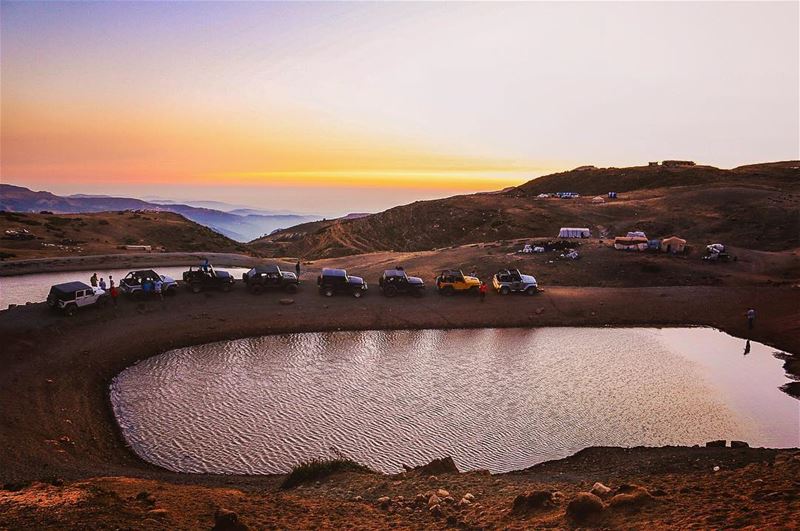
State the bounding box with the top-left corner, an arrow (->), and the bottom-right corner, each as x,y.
746,308 -> 756,330
154,278 -> 163,301
479,282 -> 488,302
90,273 -> 98,287
99,277 -> 106,290
295,260 -> 301,278
110,285 -> 119,306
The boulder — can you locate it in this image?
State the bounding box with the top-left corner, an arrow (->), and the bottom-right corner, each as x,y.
566,492 -> 605,521
731,440 -> 750,448
279,298 -> 295,305
705,440 -> 726,448
463,493 -> 475,501
410,457 -> 459,476
512,490 -> 555,513
428,494 -> 441,507
212,508 -> 249,531
608,486 -> 654,510
436,489 -> 450,498
429,504 -> 443,517
591,482 -> 612,497
377,496 -> 391,509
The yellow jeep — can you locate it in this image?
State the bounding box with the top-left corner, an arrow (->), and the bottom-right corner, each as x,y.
435,269 -> 481,295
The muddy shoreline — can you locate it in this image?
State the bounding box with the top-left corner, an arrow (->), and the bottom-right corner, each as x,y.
1,283 -> 798,484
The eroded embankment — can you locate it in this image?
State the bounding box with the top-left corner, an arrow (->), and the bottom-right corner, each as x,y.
0,284 -> 798,486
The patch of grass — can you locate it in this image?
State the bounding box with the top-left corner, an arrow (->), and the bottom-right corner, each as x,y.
281,451 -> 373,489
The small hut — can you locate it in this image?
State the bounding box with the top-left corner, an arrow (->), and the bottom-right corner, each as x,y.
559,227 -> 591,238
614,236 -> 648,251
661,236 -> 687,254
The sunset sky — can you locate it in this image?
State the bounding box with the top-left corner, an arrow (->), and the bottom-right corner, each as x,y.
1,1 -> 798,215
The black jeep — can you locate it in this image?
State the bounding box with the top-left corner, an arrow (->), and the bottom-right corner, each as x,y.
242,265 -> 299,294
317,268 -> 367,298
378,268 -> 425,297
182,264 -> 235,293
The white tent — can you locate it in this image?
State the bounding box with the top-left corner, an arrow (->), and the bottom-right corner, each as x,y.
559,227 -> 591,238
591,196 -> 605,204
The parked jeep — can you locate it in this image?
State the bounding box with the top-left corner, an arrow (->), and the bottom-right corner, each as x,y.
378,268 -> 425,297
47,281 -> 107,315
435,269 -> 481,295
183,264 -> 235,293
492,269 -> 538,295
120,270 -> 178,296
317,268 -> 367,298
242,265 -> 299,294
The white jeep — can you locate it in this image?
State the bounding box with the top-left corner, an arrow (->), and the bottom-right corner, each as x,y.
47,281 -> 107,315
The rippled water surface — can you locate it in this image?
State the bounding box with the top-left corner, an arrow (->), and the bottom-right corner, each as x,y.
110,328 -> 798,474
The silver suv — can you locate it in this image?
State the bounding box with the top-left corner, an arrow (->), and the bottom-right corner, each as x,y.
47,282 -> 108,315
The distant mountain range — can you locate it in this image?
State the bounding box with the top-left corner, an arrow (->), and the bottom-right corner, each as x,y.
0,184 -> 321,242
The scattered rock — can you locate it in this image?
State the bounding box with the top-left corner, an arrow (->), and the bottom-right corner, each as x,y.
147,508 -> 169,517
731,440 -> 750,448
566,492 -> 605,521
429,504 -> 443,517
415,493 -> 427,506
463,493 -> 475,501
706,440 -> 726,448
353,495 -> 363,502
212,508 -> 249,531
608,486 -> 654,510
591,482 -> 612,497
458,497 -> 473,507
443,496 -> 455,504
437,489 -> 450,498
512,490 -> 555,513
279,298 -> 294,305
428,494 -> 441,507
50,478 -> 64,487
377,496 -> 391,509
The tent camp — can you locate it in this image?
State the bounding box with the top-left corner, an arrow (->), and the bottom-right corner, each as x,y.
591,196 -> 605,204
558,227 -> 591,238
614,236 -> 648,251
626,231 -> 647,239
661,236 -> 687,254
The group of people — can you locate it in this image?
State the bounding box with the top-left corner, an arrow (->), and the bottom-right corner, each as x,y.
90,272 -> 119,305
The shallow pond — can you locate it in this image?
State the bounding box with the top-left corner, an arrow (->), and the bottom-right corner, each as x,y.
0,266 -> 251,308
110,327 -> 798,474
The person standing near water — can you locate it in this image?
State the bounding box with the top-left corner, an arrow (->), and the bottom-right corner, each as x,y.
99,277 -> 107,290
90,273 -> 98,287
744,340 -> 751,355
746,308 -> 756,330
295,260 -> 301,278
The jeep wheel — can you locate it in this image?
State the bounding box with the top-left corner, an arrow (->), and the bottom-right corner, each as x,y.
65,304 -> 77,316
499,286 -> 511,295
525,286 -> 537,296
383,285 -> 398,298
190,282 -> 202,294
324,288 -> 334,297
353,289 -> 363,298
285,284 -> 298,294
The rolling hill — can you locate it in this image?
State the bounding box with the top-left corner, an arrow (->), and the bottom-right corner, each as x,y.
250,161 -> 800,258
0,184 -> 319,242
0,210 -> 250,260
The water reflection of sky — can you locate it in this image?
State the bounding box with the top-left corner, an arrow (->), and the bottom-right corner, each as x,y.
110,328 -> 799,475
